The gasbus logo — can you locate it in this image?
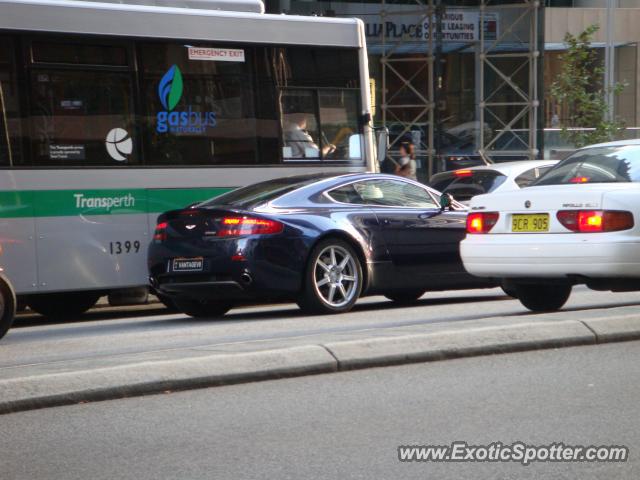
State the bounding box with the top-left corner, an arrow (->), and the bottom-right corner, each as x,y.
156,64 -> 216,134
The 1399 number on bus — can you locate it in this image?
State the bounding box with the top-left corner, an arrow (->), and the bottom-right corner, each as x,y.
109,240 -> 141,255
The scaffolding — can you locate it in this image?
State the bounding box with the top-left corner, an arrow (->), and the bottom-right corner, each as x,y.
379,0 -> 435,177
378,0 -> 542,176
479,0 -> 541,163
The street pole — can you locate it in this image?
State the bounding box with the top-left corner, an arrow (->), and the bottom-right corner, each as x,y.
604,0 -> 615,121
434,0 -> 444,173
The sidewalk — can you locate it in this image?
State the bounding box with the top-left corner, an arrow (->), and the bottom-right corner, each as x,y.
2,305 -> 640,414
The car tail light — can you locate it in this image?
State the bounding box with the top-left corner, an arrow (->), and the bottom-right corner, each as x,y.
218,217 -> 284,236
454,169 -> 473,177
466,212 -> 499,234
556,210 -> 634,233
569,176 -> 590,184
153,221 -> 167,242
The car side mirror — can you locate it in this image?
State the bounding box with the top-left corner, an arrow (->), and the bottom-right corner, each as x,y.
440,193 -> 453,211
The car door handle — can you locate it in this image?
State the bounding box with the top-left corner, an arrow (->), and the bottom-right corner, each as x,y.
418,213 -> 431,219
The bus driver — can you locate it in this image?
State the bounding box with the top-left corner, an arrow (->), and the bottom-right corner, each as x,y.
285,113 -> 336,158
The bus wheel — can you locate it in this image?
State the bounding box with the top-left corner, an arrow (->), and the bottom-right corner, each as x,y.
27,292 -> 101,319
0,274 -> 16,340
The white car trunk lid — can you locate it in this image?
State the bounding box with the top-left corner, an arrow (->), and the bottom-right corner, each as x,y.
468,184 -> 630,234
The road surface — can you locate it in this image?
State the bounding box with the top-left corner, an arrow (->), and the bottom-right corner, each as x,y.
1,340 -> 638,479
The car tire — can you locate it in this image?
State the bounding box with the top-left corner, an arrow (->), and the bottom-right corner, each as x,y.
500,283 -> 518,298
384,290 -> 425,304
514,283 -> 572,312
156,292 -> 179,312
172,298 -> 232,318
0,274 -> 16,340
298,238 -> 363,314
27,292 -> 101,319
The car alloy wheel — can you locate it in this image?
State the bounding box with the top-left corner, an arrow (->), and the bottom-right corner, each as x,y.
313,244 -> 359,308
298,239 -> 363,314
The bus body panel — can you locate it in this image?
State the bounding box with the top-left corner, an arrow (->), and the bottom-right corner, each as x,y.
0,218 -> 38,293
0,0 -> 362,48
35,213 -> 149,292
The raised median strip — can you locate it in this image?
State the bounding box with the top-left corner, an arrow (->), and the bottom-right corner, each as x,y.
322,320 -> 595,370
1,313 -> 640,415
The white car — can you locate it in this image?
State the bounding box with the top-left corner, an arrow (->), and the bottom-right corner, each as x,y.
461,140 -> 640,312
429,160 -> 558,204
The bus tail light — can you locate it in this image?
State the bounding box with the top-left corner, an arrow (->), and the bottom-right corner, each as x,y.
556,210 -> 634,233
153,221 -> 168,242
218,217 -> 284,236
466,212 -> 499,234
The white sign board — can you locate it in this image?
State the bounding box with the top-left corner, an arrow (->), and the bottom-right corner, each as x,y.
188,47 -> 245,62
333,5 -> 498,43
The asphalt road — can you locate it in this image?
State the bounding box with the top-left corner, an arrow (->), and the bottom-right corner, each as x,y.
3,287 -> 640,370
2,341 -> 638,480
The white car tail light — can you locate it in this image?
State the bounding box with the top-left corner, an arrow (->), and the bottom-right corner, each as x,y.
466,212 -> 500,234
556,210 -> 634,233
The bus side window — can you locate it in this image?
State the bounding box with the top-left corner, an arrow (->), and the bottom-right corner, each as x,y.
0,36 -> 24,167
139,42 -> 259,166
27,40 -> 137,167
318,90 -> 361,162
273,46 -> 363,164
281,90 -> 321,161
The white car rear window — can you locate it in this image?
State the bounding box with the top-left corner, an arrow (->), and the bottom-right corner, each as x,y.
536,145 -> 640,185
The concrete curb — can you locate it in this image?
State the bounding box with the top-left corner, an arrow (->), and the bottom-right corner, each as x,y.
323,320 -> 595,370
582,314 -> 640,343
0,346 -> 336,415
2,314 -> 640,415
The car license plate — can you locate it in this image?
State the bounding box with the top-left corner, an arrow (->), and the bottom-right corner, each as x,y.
172,257 -> 204,272
511,214 -> 549,232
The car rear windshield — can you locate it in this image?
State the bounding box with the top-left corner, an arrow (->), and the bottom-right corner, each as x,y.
534,145 -> 640,185
439,171 -> 507,202
430,176 -> 456,193
200,175 -> 322,209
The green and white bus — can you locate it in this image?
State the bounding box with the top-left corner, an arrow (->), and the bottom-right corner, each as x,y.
0,0 -> 376,316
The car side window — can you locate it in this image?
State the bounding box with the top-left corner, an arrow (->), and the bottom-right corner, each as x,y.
353,179 -> 439,208
515,166 -> 554,188
327,183 -> 366,204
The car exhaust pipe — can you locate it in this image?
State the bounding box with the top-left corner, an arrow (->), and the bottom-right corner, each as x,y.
240,272 -> 253,287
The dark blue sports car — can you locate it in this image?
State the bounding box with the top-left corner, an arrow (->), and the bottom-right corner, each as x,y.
148,173 -> 495,317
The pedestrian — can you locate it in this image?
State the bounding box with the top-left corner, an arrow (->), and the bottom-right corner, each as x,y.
395,142 -> 417,181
